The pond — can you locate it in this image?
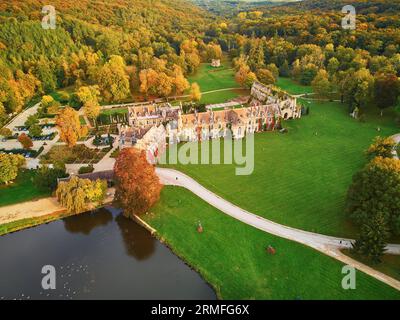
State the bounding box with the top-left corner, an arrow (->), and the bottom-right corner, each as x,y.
0,207 -> 216,300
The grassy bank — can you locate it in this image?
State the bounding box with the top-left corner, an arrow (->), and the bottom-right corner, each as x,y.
0,210 -> 69,236
144,186 -> 400,299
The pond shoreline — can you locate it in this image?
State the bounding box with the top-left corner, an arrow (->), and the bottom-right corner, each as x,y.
0,200 -> 219,299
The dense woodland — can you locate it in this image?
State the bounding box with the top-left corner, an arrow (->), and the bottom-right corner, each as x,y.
0,0 -> 399,125
0,0 -> 219,125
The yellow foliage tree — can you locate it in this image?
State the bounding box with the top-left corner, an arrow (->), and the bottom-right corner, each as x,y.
190,82 -> 201,101
56,107 -> 88,147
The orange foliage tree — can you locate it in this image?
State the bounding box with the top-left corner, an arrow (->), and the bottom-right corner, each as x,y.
56,107 -> 88,147
18,133 -> 33,149
114,148 -> 163,217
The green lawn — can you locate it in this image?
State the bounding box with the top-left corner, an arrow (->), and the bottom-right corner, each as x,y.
144,186 -> 400,299
161,100 -> 398,237
188,62 -> 238,92
276,77 -> 314,95
50,86 -> 75,103
0,170 -> 50,207
100,107 -> 128,116
200,89 -> 250,105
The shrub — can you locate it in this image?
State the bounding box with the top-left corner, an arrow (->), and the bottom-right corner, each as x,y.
0,127 -> 12,138
33,165 -> 68,191
78,165 -> 95,174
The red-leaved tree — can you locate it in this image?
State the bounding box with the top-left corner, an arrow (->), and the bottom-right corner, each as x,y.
18,133 -> 33,150
114,148 -> 163,217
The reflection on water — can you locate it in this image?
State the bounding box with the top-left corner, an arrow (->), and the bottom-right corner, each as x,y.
63,208 -> 113,235
0,207 -> 215,300
115,214 -> 155,261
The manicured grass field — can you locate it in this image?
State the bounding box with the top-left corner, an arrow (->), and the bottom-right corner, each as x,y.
162,100 -> 398,237
276,77 -> 314,95
100,107 -> 128,116
144,186 -> 400,299
188,62 -> 238,92
199,89 -> 250,104
0,170 -> 50,207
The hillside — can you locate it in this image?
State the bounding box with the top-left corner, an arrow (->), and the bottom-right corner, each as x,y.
282,0 -> 400,13
0,0 -> 210,70
0,0 -> 215,119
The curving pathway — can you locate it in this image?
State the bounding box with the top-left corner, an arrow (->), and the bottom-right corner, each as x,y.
156,167 -> 400,291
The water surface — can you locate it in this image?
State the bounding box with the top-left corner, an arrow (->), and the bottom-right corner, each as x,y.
0,207 -> 216,300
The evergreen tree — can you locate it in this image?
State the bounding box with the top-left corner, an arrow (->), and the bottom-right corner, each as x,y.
353,214 -> 390,263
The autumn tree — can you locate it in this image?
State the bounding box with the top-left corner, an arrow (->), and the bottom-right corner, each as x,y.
342,68 -> 375,109
18,133 -> 33,149
56,176 -> 107,214
97,55 -> 130,103
139,68 -> 159,98
257,69 -> 276,85
206,43 -> 222,61
244,71 -> 257,89
114,148 -> 163,217
172,66 -> 190,96
247,39 -> 265,71
76,85 -> 101,120
265,63 -> 279,80
0,102 -> 7,126
235,65 -> 251,87
154,72 -> 173,97
0,153 -> 25,184
190,82 -> 202,102
373,73 -> 400,116
56,107 -> 88,147
366,136 -> 397,159
180,40 -> 201,74
312,69 -> 332,98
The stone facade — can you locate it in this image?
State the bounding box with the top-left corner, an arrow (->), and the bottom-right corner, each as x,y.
173,103 -> 282,142
211,59 -> 221,67
250,82 -> 301,120
134,125 -> 166,165
128,103 -> 180,129
121,82 -> 300,153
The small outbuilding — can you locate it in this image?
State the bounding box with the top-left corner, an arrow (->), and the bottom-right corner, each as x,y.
211,59 -> 221,68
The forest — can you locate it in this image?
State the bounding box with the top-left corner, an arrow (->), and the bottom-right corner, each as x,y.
0,0 -> 399,126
